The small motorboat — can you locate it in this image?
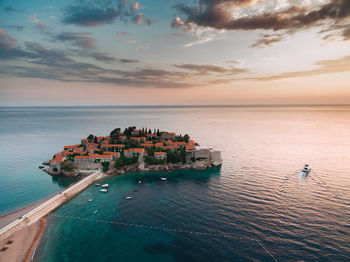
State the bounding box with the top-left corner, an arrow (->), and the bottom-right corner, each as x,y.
95,183 -> 101,186
101,184 -> 109,188
100,188 -> 108,193
126,196 -> 132,200
161,177 -> 167,181
301,164 -> 311,176
88,199 -> 93,202
39,165 -> 44,169
93,210 -> 98,214
138,180 -> 141,184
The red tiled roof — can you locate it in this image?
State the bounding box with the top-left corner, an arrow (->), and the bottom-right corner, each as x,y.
163,145 -> 180,149
154,152 -> 166,155
174,142 -> 186,145
51,156 -> 65,163
155,142 -> 163,147
86,142 -> 98,147
89,154 -> 112,159
141,143 -> 153,147
103,151 -> 120,155
64,144 -> 80,149
185,145 -> 195,150
74,156 -> 90,159
101,144 -> 125,148
131,148 -> 144,153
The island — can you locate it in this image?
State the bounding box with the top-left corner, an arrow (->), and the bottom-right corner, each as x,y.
44,126 -> 222,177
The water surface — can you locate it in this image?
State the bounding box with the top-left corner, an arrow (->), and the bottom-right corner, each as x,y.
1,106 -> 349,261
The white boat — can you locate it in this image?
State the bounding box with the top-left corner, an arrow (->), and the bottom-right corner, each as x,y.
101,184 -> 109,188
88,199 -> 93,202
125,196 -> 132,200
95,183 -> 101,186
100,188 -> 108,193
138,180 -> 141,184
301,164 -> 311,176
93,210 -> 98,214
161,177 -> 167,181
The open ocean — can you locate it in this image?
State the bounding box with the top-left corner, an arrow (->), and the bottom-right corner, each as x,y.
0,106 -> 349,261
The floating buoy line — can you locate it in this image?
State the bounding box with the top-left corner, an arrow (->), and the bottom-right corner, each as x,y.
48,213 -> 278,261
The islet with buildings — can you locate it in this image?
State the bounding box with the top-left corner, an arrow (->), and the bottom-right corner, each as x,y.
45,126 -> 222,176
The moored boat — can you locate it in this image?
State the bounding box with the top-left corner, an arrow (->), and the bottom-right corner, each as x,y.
125,196 -> 132,200
161,177 -> 167,181
301,164 -> 311,176
100,188 -> 108,193
101,184 -> 109,188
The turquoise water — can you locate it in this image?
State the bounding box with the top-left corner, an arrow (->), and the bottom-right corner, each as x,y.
1,106 -> 350,260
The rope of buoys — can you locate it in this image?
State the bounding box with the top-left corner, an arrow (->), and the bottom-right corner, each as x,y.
48,213 -> 278,261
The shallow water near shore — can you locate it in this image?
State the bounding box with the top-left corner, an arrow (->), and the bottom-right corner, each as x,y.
1,106 -> 350,261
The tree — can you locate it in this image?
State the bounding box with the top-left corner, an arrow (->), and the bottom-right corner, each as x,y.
87,134 -> 94,141
101,162 -> 110,172
94,136 -> 97,143
183,134 -> 190,143
110,128 -> 121,136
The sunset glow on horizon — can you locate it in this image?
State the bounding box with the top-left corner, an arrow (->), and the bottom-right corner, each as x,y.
0,0 -> 349,106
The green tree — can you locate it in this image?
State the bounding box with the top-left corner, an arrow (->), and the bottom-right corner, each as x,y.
101,162 -> 110,172
87,134 -> 94,141
183,134 -> 190,143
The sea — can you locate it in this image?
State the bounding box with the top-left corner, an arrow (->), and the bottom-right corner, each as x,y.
0,106 -> 349,261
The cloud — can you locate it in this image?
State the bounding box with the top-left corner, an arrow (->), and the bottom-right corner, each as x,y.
320,23 -> 350,41
226,59 -> 241,64
62,0 -> 154,27
245,55 -> 350,81
116,31 -> 130,37
55,32 -> 96,49
0,28 -> 17,50
174,64 -> 247,75
3,6 -> 22,13
0,25 -> 25,31
0,28 -> 34,59
172,0 -> 350,38
29,14 -> 48,30
0,31 -> 192,88
251,33 -> 285,47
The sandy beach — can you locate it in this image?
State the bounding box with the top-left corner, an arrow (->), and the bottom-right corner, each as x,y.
0,218 -> 46,262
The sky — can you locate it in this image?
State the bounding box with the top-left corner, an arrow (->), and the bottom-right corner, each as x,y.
0,0 -> 349,106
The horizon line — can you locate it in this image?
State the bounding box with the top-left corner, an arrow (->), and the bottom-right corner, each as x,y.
1,104 -> 350,108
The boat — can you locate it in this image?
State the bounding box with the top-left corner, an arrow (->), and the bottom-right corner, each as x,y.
38,165 -> 44,169
93,210 -> 98,214
138,180 -> 141,184
301,164 -> 311,176
95,183 -> 101,186
100,188 -> 108,193
101,184 -> 109,188
161,177 -> 167,181
125,196 -> 132,200
88,199 -> 93,202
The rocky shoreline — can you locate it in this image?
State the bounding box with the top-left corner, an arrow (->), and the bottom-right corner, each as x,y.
42,160 -> 221,177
